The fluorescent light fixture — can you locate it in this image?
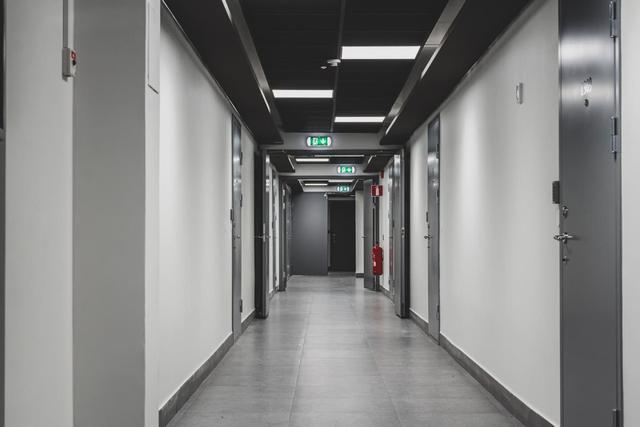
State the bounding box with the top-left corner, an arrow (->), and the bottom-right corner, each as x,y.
341,46 -> 420,60
335,116 -> 385,123
304,182 -> 329,187
329,179 -> 354,184
295,157 -> 330,163
273,89 -> 333,99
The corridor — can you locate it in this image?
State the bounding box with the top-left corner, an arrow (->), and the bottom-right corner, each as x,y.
169,275 -> 521,427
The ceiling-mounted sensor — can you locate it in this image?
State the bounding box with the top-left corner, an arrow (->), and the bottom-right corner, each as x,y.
327,58 -> 341,67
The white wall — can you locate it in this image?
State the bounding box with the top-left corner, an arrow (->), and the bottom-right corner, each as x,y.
157,14 -> 257,408
379,162 -> 392,291
355,191 -> 364,275
407,124 -> 429,320
267,164 -> 280,292
4,2 -> 74,425
622,2 -> 640,425
241,131 -> 256,320
410,0 -> 560,423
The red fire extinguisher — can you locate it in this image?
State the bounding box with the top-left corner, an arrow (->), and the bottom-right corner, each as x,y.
372,244 -> 383,276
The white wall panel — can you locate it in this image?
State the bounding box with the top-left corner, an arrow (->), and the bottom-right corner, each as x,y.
409,0 -> 560,423
5,2 -> 74,425
158,15 -> 257,407
407,124 -> 429,320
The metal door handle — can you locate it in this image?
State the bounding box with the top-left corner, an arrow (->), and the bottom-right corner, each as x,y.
553,233 -> 575,242
424,235 -> 433,240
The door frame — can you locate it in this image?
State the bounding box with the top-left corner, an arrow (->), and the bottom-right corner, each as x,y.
230,116 -> 242,340
1,0 -> 5,422
558,0 -> 623,423
254,150 -> 269,318
427,116 -> 441,341
391,150 -> 409,318
278,182 -> 289,291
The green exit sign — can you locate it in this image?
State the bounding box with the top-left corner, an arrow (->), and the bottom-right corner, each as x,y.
337,185 -> 351,192
306,135 -> 332,147
337,165 -> 356,174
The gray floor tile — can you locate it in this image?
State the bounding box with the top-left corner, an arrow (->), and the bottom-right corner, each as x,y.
168,274 -> 523,427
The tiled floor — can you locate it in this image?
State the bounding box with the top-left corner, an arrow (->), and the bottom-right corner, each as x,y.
169,274 -> 523,427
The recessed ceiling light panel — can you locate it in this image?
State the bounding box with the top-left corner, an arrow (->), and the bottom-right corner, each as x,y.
335,116 -> 385,123
341,46 -> 420,60
295,157 -> 330,163
273,89 -> 333,99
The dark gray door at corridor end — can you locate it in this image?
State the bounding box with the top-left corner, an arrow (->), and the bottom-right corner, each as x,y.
559,1 -> 622,426
231,117 -> 242,340
363,180 -> 378,291
427,117 -> 440,341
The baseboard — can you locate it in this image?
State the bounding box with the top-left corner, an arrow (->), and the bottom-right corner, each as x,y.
409,309 -> 429,335
439,335 -> 553,427
355,273 -> 364,278
241,309 -> 256,334
159,334 -> 234,427
380,286 -> 392,301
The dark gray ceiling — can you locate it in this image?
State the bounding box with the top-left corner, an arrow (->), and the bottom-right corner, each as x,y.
240,0 -> 448,133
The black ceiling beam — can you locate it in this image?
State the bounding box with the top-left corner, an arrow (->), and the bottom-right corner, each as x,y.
380,0 -> 531,145
164,0 -> 282,144
270,153 -> 296,173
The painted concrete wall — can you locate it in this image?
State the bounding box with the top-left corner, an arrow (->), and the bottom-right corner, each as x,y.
622,2 -> 640,425
291,193 -> 329,275
379,162 -> 392,291
355,191 -> 364,275
267,164 -> 280,291
4,1 -> 74,425
407,124 -> 430,321
241,129 -> 256,321
409,0 -> 560,423
157,14 -> 257,410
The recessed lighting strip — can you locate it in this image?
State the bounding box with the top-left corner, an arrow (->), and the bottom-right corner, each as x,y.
335,116 -> 385,123
295,157 -> 330,163
273,89 -> 334,99
341,46 -> 421,60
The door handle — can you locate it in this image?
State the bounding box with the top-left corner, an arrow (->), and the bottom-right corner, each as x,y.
553,233 -> 575,243
424,235 -> 433,240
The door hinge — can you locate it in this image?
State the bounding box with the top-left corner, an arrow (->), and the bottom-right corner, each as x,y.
436,304 -> 440,320
609,1 -> 619,38
240,299 -> 243,313
613,408 -> 622,427
611,116 -> 619,155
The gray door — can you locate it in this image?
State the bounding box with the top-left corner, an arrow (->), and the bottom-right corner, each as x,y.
363,180 -> 377,291
271,167 -> 277,292
559,1 -> 622,425
279,184 -> 290,291
231,117 -> 242,340
285,186 -> 292,281
391,153 -> 408,318
254,151 -> 269,318
427,117 -> 440,340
